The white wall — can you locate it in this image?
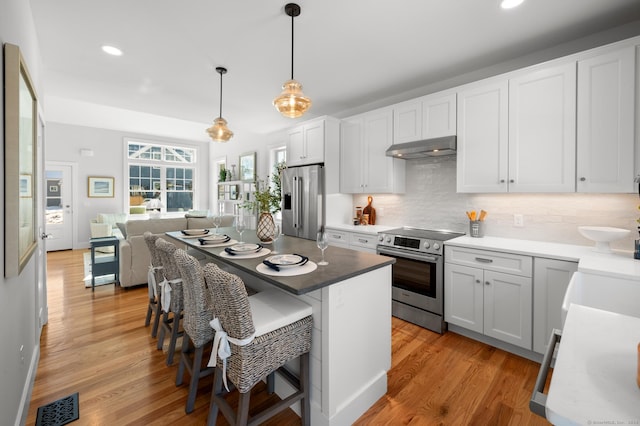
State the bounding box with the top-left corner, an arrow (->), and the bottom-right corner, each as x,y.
350,156 -> 638,251
0,1 -> 44,425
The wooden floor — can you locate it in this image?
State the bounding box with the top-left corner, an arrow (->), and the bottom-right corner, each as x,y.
27,249 -> 551,425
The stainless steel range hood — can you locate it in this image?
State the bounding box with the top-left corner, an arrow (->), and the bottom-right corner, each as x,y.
385,135 -> 456,159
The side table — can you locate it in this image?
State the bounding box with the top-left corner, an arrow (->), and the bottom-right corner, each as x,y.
89,236 -> 120,291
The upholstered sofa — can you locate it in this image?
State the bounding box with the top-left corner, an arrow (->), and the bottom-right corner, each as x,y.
118,215 -> 234,288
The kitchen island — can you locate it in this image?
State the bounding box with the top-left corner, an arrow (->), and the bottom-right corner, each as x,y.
166,229 -> 394,426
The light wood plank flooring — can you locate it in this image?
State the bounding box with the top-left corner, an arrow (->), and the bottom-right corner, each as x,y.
27,249 -> 550,425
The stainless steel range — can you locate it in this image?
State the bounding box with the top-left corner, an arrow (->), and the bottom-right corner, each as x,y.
377,227 -> 464,333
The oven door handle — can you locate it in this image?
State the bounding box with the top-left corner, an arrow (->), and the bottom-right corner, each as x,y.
529,328 -> 562,418
377,247 -> 438,263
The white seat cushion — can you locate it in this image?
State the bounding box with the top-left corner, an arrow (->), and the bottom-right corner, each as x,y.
248,289 -> 312,337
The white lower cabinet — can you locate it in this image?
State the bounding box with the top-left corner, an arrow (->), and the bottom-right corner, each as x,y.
325,228 -> 349,249
445,246 -> 533,350
325,227 -> 378,253
532,257 -> 578,354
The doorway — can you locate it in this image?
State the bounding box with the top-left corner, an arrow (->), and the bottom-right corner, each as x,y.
44,164 -> 74,251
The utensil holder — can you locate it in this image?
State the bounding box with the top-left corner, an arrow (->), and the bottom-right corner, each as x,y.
470,221 -> 484,238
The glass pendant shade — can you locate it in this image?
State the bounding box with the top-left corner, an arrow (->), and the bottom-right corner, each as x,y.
273,79 -> 312,118
207,117 -> 233,142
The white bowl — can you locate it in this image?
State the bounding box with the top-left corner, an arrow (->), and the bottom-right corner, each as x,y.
578,226 -> 630,253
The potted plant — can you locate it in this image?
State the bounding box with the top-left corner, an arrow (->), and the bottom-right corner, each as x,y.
243,162 -> 285,242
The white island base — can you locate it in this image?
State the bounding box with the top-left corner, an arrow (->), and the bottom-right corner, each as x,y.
266,265 -> 392,425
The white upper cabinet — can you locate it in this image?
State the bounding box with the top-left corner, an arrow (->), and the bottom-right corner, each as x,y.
340,107 -> 405,194
393,92 -> 456,144
508,62 -> 577,192
576,46 -> 636,193
287,118 -> 326,167
456,79 -> 509,193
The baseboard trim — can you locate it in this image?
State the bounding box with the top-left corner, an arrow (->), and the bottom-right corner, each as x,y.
16,343 -> 40,426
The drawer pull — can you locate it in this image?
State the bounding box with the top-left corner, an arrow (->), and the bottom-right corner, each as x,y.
475,257 -> 493,263
358,238 -> 368,244
332,235 -> 342,239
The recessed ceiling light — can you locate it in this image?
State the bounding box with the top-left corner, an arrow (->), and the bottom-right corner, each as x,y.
101,45 -> 123,56
500,0 -> 524,9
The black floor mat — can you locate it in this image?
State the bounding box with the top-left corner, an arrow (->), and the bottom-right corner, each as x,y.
35,392 -> 79,426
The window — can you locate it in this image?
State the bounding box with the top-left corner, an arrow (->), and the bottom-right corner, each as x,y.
127,140 -> 197,213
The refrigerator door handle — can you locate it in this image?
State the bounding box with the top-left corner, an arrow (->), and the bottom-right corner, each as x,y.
293,176 -> 299,229
294,176 -> 303,229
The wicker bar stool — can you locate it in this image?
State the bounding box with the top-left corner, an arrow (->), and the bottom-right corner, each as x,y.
203,263 -> 313,426
173,248 -> 215,414
154,238 -> 185,366
142,232 -> 163,338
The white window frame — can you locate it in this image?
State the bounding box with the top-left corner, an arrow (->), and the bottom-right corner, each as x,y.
124,138 -> 201,216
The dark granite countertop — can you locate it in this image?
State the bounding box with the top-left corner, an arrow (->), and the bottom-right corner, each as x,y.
166,227 -> 394,295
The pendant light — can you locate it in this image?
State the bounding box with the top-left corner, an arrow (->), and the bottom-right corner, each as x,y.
207,66 -> 234,142
273,3 -> 311,118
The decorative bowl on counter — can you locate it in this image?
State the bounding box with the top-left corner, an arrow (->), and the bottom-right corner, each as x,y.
578,226 -> 630,253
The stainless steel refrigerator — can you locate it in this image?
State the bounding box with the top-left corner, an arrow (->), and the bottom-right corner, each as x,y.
281,164 -> 324,240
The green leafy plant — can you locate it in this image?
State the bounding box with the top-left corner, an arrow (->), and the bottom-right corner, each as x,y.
242,162 -> 286,213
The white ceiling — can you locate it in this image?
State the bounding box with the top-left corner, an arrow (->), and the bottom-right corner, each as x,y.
29,0 -> 640,141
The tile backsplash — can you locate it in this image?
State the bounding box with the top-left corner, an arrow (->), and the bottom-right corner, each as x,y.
351,156 -> 639,251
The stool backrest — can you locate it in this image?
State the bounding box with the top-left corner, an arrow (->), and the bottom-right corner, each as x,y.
173,249 -> 213,347
155,238 -> 180,281
203,263 -> 255,340
143,232 -> 163,283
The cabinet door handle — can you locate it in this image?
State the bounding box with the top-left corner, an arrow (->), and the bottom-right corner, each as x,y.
475,279 -> 481,284
485,281 -> 490,285
475,257 -> 493,263
500,179 -> 505,183
509,179 -> 515,183
580,177 -> 586,182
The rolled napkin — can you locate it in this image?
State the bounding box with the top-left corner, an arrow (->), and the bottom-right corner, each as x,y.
262,259 -> 280,271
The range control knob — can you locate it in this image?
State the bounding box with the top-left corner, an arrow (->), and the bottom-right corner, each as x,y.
378,235 -> 384,242
433,243 -> 441,251
385,236 -> 392,243
423,241 -> 431,249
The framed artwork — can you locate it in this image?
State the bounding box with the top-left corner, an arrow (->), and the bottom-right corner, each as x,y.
88,176 -> 115,198
229,184 -> 239,200
4,43 -> 38,277
239,152 -> 256,182
19,175 -> 32,197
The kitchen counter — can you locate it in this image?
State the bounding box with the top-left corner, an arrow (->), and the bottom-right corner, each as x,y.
446,235 -> 640,281
167,229 -> 394,295
165,227 -> 393,426
546,304 -> 640,425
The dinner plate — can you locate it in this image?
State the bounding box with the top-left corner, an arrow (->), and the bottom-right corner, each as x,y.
199,235 -> 230,245
227,243 -> 262,253
264,254 -> 308,268
200,234 -> 230,242
181,228 -> 209,236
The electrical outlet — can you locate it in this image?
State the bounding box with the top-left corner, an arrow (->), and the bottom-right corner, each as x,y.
514,214 -> 524,227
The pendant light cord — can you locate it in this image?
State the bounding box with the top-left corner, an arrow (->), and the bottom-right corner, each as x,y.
219,71 -> 224,119
290,10 -> 295,80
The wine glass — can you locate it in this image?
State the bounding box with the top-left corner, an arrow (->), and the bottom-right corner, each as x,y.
271,224 -> 281,254
212,214 -> 222,235
235,216 -> 246,243
316,231 -> 328,266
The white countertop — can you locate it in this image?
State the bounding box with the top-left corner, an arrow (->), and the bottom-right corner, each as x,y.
446,235 -> 640,281
546,304 -> 640,425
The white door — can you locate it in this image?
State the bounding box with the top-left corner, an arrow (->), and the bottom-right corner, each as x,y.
45,163 -> 73,251
37,113 -> 48,329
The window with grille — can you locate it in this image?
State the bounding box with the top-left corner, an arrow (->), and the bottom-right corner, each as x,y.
127,140 -> 197,213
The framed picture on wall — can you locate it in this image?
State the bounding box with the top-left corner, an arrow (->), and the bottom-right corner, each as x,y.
239,152 -> 256,182
4,43 -> 38,277
88,176 -> 115,198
